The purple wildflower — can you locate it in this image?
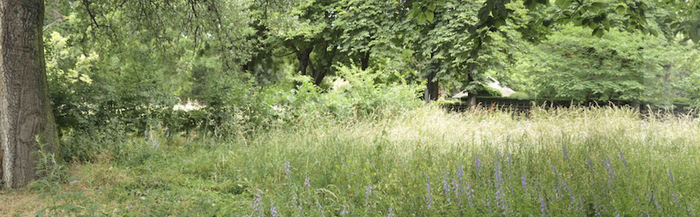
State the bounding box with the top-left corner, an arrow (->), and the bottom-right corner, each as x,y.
562,181 -> 574,201
284,162 -> 291,180
340,207 -> 348,216
618,151 -> 628,169
127,205 -> 133,210
442,173 -> 451,202
426,181 -> 433,210
540,197 -> 546,217
668,169 -> 675,186
293,193 -> 303,215
556,185 -> 562,200
316,200 -> 323,216
475,156 -> 482,173
562,146 -> 569,163
603,160 -> 616,179
365,184 -> 372,205
521,174 -> 527,190
602,159 -> 616,191
466,184 -> 474,208
455,165 -> 464,206
652,193 -> 662,213
601,184 -> 606,197
253,193 -> 263,216
673,191 -> 679,207
452,180 -> 461,206
305,176 -> 311,189
456,165 -> 464,181
494,161 -> 507,212
271,204 -> 279,217
387,208 -> 394,217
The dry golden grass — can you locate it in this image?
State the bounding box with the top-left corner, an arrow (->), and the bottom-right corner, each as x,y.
0,189 -> 43,217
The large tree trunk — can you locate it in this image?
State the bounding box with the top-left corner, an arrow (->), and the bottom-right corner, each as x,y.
1,0 -> 59,189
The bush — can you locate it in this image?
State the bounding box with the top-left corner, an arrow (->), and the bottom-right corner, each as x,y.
508,92 -> 531,100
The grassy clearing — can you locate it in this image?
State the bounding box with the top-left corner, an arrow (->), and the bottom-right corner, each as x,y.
2,105 -> 700,216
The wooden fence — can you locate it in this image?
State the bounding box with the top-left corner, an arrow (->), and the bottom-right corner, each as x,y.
443,97 -> 697,117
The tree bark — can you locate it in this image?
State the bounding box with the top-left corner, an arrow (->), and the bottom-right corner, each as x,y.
425,68 -> 439,102
360,50 -> 370,71
1,0 -> 59,189
466,63 -> 477,108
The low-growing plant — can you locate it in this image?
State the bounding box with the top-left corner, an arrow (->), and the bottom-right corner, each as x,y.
15,106 -> 698,216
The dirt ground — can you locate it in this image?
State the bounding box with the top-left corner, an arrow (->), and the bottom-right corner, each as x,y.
0,189 -> 42,217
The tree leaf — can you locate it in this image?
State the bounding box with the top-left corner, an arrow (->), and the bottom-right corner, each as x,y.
615,6 -> 626,14
690,21 -> 700,43
592,27 -> 604,38
555,0 -> 568,7
417,13 -> 426,23
425,11 -> 434,22
590,2 -> 605,11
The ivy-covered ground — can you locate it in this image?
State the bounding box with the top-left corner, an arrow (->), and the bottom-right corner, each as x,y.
2,106 -> 699,216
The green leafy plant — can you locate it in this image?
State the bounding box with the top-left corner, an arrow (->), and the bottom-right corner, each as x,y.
29,136 -> 68,193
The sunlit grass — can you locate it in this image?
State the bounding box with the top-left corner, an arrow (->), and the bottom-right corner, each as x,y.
4,105 -> 699,216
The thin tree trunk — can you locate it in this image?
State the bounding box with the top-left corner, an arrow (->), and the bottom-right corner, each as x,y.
426,68 -> 439,102
1,0 -> 60,189
466,63 -> 477,108
360,50 -> 370,71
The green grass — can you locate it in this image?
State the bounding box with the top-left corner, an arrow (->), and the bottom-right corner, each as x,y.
7,105 -> 700,216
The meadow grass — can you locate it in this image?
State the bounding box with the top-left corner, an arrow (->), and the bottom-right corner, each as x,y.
2,105 -> 699,216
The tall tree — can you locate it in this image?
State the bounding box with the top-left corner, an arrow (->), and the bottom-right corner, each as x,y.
1,0 -> 59,189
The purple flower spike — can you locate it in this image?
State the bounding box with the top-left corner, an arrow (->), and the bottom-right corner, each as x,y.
475,156 -> 482,173
618,151 -> 628,168
456,165 -> 464,181
540,197 -> 547,217
271,204 -> 279,217
426,181 -> 433,210
284,162 -> 291,180
442,173 -> 451,202
673,191 -> 679,207
252,193 -> 263,216
365,184 -> 372,205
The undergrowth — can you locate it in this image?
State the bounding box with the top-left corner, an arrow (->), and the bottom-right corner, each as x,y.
12,105 -> 700,216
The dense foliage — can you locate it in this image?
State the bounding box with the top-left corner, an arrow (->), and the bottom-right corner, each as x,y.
37,0 -> 699,161
2,0 -> 700,214
15,107 -> 700,216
